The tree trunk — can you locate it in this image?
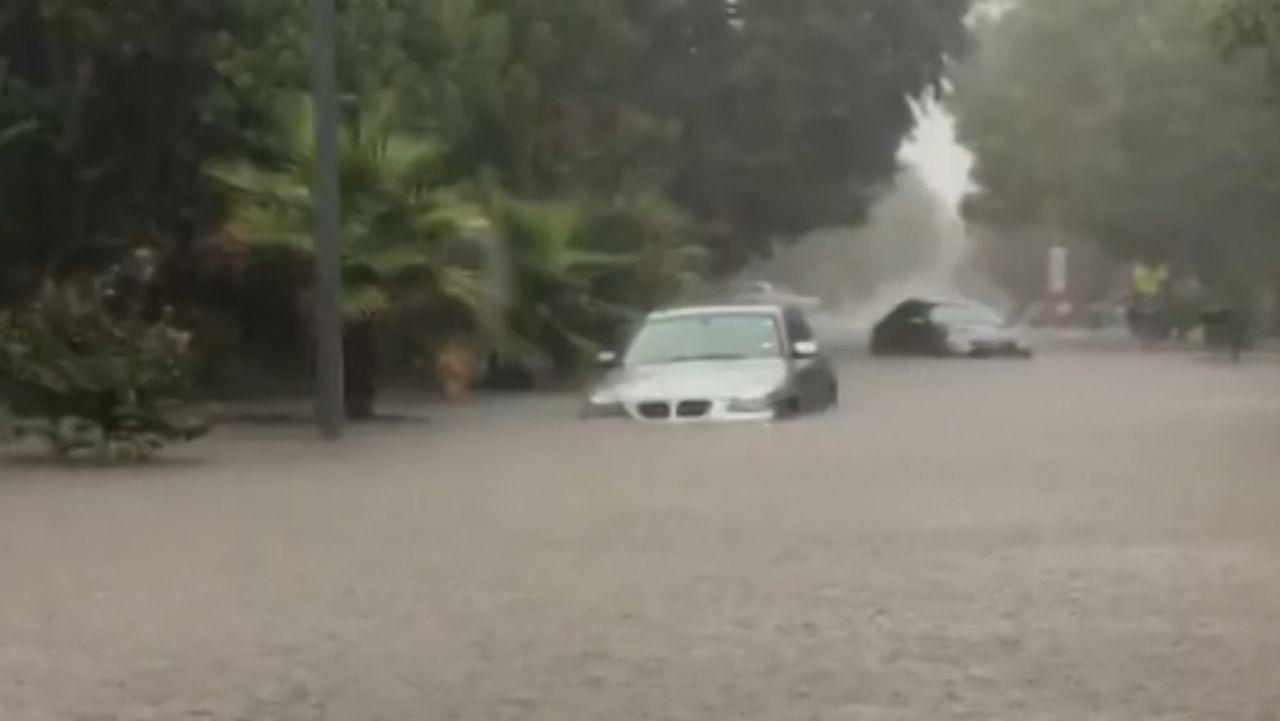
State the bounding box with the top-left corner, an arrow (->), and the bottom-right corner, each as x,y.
343,320 -> 378,420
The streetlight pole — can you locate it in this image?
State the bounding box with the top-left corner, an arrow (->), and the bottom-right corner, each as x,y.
311,0 -> 346,438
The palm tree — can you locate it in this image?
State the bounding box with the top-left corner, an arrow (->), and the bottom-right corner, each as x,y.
482,192 -> 709,383
209,92 -> 492,418
484,199 -> 622,378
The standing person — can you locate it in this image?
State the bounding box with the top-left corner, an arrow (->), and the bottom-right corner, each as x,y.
436,334 -> 477,400
1130,260 -> 1169,344
1219,279 -> 1254,362
1167,274 -> 1203,342
1199,276 -> 1255,362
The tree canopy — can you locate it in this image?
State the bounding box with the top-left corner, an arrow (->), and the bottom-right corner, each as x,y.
951,0 -> 1280,297
1219,0 -> 1280,75
2,0 -> 976,402
0,0 -> 261,297
2,0 -> 972,282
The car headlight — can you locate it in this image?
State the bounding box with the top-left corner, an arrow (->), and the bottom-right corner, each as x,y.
581,395 -> 628,418
727,395 -> 774,413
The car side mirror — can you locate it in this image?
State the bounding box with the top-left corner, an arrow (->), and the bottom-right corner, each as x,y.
595,350 -> 620,367
908,316 -> 928,326
792,340 -> 820,358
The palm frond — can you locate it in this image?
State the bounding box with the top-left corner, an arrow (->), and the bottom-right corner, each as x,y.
208,161 -> 310,204
341,283 -> 393,321
500,199 -> 585,258
403,193 -> 488,241
222,202 -> 315,253
208,90 -> 510,341
564,249 -> 639,270
348,244 -> 439,279
0,118 -> 38,149
380,133 -> 447,184
437,265 -> 503,335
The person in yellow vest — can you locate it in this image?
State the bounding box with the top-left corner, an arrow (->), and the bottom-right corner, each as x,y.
1128,261 -> 1170,342
1132,262 -> 1168,298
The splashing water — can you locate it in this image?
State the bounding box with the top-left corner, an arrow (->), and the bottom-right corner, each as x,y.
898,98 -> 978,289
840,98 -> 989,329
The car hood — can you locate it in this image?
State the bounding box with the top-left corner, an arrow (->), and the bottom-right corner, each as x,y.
596,359 -> 788,402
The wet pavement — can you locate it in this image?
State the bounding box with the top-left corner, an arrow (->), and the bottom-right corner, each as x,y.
2,349 -> 1279,720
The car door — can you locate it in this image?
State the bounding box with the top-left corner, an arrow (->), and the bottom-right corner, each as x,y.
783,308 -> 833,410
899,301 -> 940,354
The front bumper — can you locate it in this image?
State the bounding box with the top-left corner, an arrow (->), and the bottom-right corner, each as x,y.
966,343 -> 1032,357
584,398 -> 777,423
947,336 -> 1031,357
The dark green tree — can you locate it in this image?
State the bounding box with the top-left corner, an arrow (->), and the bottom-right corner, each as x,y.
1219,0 -> 1280,75
634,0 -> 971,269
209,92 -> 493,418
0,0 -> 268,301
952,0 -> 1280,305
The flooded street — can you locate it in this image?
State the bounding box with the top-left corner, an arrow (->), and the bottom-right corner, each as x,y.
3,349 -> 1280,720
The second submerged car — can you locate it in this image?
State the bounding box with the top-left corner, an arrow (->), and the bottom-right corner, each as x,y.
871,299 -> 1032,358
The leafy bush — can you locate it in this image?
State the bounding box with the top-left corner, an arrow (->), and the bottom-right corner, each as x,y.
0,280 -> 212,460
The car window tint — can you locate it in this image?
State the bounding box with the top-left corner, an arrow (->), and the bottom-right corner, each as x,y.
890,301 -> 926,322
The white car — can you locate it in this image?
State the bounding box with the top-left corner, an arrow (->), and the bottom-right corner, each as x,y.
583,304 -> 840,422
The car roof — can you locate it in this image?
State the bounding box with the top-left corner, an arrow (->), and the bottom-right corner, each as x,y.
889,298 -> 934,311
903,297 -> 990,310
647,303 -> 787,321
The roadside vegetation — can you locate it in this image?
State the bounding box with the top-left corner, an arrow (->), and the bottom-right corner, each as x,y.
4,0 -> 1280,457
951,0 -> 1280,337
0,0 -> 969,455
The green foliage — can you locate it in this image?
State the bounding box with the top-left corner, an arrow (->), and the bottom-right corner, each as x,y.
639,0 -> 971,266
490,197 -> 635,373
0,280 -> 211,460
2,0 -> 972,280
587,193 -> 708,308
952,0 -> 1280,295
484,191 -> 708,374
0,0 -> 265,284
296,0 -> 971,268
5,0 -> 975,398
209,92 -> 492,324
1219,0 -> 1280,74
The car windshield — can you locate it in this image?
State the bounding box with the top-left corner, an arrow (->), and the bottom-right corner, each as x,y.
624,313 -> 782,365
931,304 -> 1006,327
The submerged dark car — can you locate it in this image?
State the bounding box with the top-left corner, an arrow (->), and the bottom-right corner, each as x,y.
583,304 -> 839,422
871,299 -> 1032,358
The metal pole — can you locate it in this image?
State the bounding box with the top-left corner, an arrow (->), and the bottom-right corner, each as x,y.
311,0 -> 346,438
